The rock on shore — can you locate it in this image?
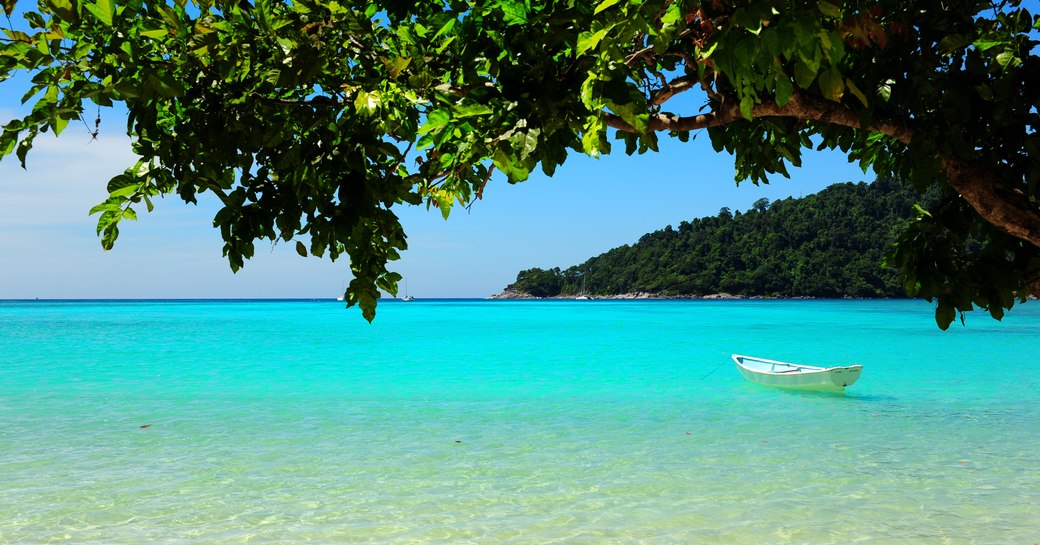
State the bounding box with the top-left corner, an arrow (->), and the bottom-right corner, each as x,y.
487,287 -> 539,299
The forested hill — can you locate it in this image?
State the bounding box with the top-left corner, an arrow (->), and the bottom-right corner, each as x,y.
505,178 -> 927,299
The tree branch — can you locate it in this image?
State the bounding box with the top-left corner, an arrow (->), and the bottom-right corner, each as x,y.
604,92 -> 912,141
603,91 -> 1040,252
649,74 -> 699,105
940,155 -> 1040,252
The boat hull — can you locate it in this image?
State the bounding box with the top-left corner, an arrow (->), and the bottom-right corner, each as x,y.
732,355 -> 862,392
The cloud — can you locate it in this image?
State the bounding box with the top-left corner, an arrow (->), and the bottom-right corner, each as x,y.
0,130 -> 137,228
0,128 -> 358,299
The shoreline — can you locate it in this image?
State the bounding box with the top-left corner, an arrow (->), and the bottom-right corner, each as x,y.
486,290 -> 897,301
489,288 -> 1040,301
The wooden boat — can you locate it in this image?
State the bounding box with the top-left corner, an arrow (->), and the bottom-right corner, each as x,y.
731,354 -> 862,392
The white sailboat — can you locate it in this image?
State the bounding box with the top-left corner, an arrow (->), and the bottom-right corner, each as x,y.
575,274 -> 590,300
402,278 -> 415,301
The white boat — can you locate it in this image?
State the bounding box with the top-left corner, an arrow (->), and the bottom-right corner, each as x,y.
731,354 -> 862,392
575,273 -> 590,300
401,278 -> 415,301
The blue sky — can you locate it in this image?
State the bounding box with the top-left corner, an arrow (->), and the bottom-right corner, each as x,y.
0,110 -> 869,300
0,32 -> 871,301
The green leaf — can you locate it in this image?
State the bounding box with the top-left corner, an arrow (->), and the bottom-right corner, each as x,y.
100,223 -> 119,251
774,77 -> 794,107
382,56 -> 411,79
510,128 -> 540,160
16,128 -> 37,168
45,0 -> 79,22
608,100 -> 646,132
0,133 -> 16,157
577,28 -> 608,55
972,39 -> 1003,51
594,0 -> 623,15
453,103 -> 494,118
846,78 -> 868,107
354,90 -> 381,115
146,74 -> 181,98
935,302 -> 955,330
140,28 -> 169,39
877,80 -> 893,102
499,0 -> 529,26
112,81 -> 142,99
432,17 -> 456,40
793,60 -> 816,89
109,185 -> 139,198
2,0 -> 15,17
2,29 -> 31,42
43,85 -> 58,105
818,67 -> 844,101
817,1 -> 840,18
581,114 -> 608,158
84,0 -> 115,26
995,51 -> 1020,69
739,94 -> 754,120
939,34 -> 967,53
911,204 -> 931,217
492,147 -> 531,182
88,201 -> 119,215
295,240 -> 307,257
660,1 -> 682,26
419,108 -> 451,134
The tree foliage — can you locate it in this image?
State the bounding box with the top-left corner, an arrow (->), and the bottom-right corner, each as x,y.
1,0 -> 1038,326
511,177 -> 929,301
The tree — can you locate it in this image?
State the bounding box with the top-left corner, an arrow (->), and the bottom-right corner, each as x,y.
1,0 -> 1037,327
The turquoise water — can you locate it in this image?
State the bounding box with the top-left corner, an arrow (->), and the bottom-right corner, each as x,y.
1,299 -> 1038,544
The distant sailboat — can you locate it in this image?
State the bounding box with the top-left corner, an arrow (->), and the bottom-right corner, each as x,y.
402,278 -> 415,302
575,273 -> 590,300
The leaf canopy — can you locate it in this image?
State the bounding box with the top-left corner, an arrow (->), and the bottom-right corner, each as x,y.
1,0 -> 1038,328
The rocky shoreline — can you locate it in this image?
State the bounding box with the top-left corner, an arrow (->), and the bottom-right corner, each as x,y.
489,290 -> 1038,302
488,289 -> 819,301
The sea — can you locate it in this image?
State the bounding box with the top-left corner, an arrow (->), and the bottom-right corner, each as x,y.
1,299 -> 1038,545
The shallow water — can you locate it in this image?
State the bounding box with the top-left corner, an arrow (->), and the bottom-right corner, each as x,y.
1,299 -> 1038,544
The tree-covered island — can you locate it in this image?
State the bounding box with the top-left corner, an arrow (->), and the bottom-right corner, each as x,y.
501,177 -> 924,300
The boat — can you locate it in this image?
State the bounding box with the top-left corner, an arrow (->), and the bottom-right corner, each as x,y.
402,278 -> 415,302
575,274 -> 590,300
731,354 -> 862,392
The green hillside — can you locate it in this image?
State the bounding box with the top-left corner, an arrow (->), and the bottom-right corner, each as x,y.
507,177 -> 928,298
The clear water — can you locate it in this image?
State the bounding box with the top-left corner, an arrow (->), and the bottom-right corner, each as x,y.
1,299 -> 1038,544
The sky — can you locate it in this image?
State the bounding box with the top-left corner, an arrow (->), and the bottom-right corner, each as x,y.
0,37 -> 872,301
0,112 -> 870,300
